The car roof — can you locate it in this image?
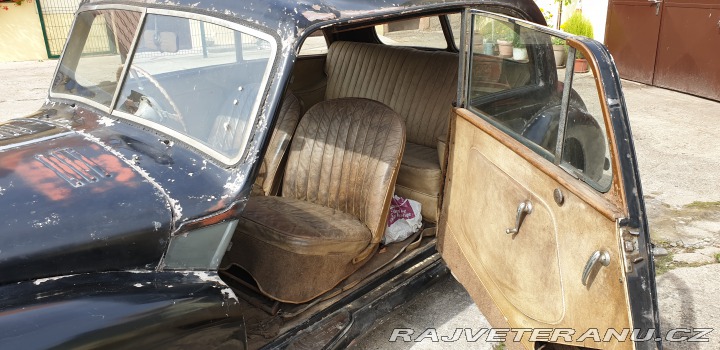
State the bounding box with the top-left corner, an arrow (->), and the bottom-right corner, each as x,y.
82,0 -> 544,42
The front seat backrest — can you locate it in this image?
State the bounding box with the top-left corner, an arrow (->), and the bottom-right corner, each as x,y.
282,97 -> 406,245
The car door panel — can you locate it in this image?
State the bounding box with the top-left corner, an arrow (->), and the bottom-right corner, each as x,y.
458,144 -> 564,324
441,109 -> 633,348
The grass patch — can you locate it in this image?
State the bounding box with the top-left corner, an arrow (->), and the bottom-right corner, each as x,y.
685,201 -> 720,210
654,254 -> 675,275
493,343 -> 507,350
716,253 -> 720,263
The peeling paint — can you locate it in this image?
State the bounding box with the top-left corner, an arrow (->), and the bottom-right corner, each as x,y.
97,117 -> 116,127
186,271 -> 238,301
75,130 -> 182,224
33,274 -> 76,285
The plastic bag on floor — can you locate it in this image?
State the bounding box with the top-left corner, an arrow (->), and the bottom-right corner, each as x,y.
384,195 -> 422,244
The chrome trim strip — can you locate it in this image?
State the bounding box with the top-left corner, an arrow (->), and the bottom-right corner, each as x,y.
456,9 -> 469,108
110,10 -> 148,111
81,4 -> 146,12
47,12 -> 79,100
0,132 -> 74,152
49,93 -> 112,114
468,9 -> 572,39
111,109 -> 231,165
554,47 -> 576,164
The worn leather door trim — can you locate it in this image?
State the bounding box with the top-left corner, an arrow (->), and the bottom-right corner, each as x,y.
439,110 -> 634,349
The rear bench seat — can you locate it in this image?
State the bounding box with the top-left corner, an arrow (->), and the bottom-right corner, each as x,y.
325,41 -> 458,222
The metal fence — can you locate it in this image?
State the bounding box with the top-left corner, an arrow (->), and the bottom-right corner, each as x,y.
37,0 -> 81,58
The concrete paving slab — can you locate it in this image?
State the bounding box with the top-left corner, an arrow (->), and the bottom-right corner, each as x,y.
0,60 -> 56,121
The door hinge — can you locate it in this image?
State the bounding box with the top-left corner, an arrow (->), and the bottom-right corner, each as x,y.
620,227 -> 642,273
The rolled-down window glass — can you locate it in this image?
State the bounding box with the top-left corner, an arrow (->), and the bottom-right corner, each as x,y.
114,14 -> 274,163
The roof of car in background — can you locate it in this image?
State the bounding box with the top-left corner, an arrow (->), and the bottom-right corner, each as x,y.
81,0 -> 544,42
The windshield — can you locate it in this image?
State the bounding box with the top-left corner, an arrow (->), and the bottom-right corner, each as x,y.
52,9 -> 275,163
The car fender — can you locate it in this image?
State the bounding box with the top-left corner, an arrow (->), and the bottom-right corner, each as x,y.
0,271 -> 246,349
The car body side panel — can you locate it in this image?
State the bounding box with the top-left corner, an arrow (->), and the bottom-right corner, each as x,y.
0,271 -> 245,349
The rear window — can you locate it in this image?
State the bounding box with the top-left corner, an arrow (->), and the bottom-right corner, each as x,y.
299,31 -> 328,56
375,16 -> 448,49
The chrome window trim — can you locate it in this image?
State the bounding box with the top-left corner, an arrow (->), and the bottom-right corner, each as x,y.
110,11 -> 148,111
50,93 -> 112,114
113,109 -> 242,164
48,5 -> 279,166
48,7 -> 145,113
464,9 -> 613,193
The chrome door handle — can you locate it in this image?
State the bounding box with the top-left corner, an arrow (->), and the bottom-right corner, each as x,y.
648,0 -> 661,15
582,250 -> 610,286
505,200 -> 533,235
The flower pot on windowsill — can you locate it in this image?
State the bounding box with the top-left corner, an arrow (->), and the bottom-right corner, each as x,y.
512,47 -> 528,61
553,44 -> 566,68
497,40 -> 512,57
574,58 -> 589,73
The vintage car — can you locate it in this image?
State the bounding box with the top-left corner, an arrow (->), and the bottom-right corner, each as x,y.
0,0 -> 661,349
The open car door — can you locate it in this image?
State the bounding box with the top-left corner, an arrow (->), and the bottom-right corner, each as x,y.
439,11 -> 661,350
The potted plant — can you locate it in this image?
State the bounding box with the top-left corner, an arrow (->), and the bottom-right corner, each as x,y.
488,23 -> 513,57
495,39 -> 511,57
512,32 -> 527,61
552,36 -> 566,68
560,11 -> 594,73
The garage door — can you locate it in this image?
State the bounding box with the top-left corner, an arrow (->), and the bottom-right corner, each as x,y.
606,0 -> 720,101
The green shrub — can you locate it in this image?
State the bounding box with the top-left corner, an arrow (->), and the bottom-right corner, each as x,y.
512,32 -> 524,48
561,11 -> 594,39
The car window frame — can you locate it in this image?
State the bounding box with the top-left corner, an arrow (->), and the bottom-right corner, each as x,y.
459,9 -> 614,193
48,5 -> 279,166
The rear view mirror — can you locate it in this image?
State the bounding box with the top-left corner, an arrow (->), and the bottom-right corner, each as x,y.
140,30 -> 179,53
158,32 -> 178,53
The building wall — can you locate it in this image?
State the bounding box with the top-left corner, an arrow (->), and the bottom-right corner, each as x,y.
0,1 -> 49,61
534,0 -> 608,43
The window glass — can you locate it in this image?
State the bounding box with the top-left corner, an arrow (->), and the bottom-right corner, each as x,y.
52,10 -> 141,107
561,51 -> 613,191
375,16 -> 447,49
114,14 -> 273,161
299,30 -> 328,56
468,15 -> 561,158
466,14 -> 612,192
448,13 -> 462,48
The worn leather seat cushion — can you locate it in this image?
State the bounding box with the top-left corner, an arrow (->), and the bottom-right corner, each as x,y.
397,143 -> 443,195
395,143 -> 443,220
237,196 -> 370,256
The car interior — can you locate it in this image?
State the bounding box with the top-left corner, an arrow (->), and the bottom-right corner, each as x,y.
211,12 -> 466,347
213,10 -> 608,348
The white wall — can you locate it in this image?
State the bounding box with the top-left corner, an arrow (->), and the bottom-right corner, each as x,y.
533,0 -> 608,43
0,2 -> 48,61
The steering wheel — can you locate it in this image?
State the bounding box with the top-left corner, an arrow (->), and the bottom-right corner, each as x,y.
128,66 -> 188,133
